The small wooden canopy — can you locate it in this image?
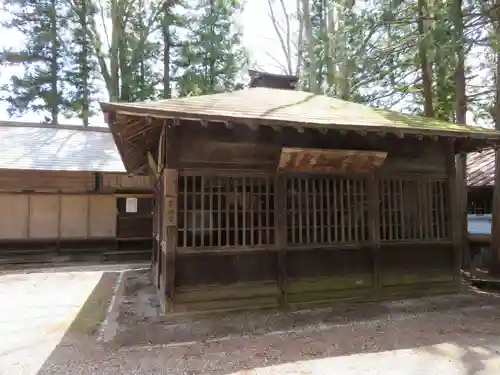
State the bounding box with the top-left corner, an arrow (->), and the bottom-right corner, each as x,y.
100,88 -> 500,173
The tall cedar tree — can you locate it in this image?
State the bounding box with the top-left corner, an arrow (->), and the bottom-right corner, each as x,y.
1,0 -> 69,124
174,0 -> 247,96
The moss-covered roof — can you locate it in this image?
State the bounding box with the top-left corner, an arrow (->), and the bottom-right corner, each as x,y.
101,87 -> 500,138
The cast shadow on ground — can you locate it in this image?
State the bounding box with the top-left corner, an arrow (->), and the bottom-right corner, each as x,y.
31,267 -> 500,375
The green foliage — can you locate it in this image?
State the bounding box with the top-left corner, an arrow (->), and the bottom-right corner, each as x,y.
0,0 -> 70,123
173,0 -> 248,97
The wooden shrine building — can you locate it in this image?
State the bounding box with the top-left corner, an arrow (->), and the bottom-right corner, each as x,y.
0,121 -> 154,264
101,75 -> 500,313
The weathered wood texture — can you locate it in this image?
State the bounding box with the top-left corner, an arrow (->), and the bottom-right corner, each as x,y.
0,170 -> 153,193
0,170 -> 95,192
152,130 -> 457,313
166,169 -> 452,313
102,173 -> 153,190
173,244 -> 455,312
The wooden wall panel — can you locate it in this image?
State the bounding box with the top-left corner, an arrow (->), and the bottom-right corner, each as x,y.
89,195 -> 116,238
379,144 -> 446,176
29,195 -> 59,239
60,195 -> 89,238
0,194 -> 29,239
0,170 -> 94,192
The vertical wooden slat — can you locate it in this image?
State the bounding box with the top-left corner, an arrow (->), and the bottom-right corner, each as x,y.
266,177 -> 271,245
242,177 -> 247,247
345,179 -> 351,242
250,177 -> 255,246
340,179 -> 345,242
182,176 -> 187,247
312,179 -> 317,244
333,179 -> 339,242
208,177 -> 213,247
368,173 -> 381,296
234,179 -> 239,246
399,179 -> 404,240
380,180 -> 386,241
326,178 -> 332,243
298,178 -> 303,244
360,180 -> 366,241
304,178 -> 310,243
291,178 -> 296,244
257,178 -> 262,246
201,175 -> 205,247
319,177 -> 325,243
388,180 -> 393,241
218,176 -> 222,246
427,180 -> 433,239
439,180 -> 446,239
275,173 -> 287,306
352,180 -> 357,242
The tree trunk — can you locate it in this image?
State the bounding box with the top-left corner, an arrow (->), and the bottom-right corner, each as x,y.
417,0 -> 434,117
110,0 -> 120,101
302,0 -> 318,92
490,4 -> 500,275
81,0 -> 90,127
295,0 -> 304,87
162,4 -> 171,99
451,0 -> 468,270
49,0 -> 59,124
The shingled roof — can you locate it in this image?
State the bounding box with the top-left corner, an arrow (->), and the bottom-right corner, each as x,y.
0,121 -> 126,172
102,87 -> 500,136
100,87 -> 500,173
467,149 -> 495,187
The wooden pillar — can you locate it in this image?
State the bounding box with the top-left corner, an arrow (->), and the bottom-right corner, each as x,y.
490,149 -> 500,275
456,154 -> 469,269
367,172 -> 381,295
446,140 -> 461,284
162,124 -> 179,312
275,173 -> 287,307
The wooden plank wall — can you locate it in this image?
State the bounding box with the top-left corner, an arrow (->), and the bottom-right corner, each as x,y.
0,194 -> 116,240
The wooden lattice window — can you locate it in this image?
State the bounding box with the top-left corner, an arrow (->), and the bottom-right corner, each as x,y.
286,176 -> 368,245
178,173 -> 274,249
379,178 -> 448,241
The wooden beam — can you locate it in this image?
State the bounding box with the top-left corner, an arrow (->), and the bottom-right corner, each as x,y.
147,151 -> 159,178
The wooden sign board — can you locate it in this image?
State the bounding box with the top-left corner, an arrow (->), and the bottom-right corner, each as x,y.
278,147 -> 388,174
164,197 -> 177,227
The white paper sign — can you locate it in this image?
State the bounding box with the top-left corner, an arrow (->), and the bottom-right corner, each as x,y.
126,198 -> 138,213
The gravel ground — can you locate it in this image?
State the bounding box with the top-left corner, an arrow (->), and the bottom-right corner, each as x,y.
3,265 -> 500,375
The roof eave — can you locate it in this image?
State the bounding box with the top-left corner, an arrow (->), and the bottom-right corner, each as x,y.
101,103 -> 500,141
